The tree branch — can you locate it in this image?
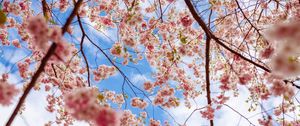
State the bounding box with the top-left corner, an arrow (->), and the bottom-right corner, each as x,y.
184,0 -> 271,73
5,1 -> 83,125
205,36 -> 213,126
77,15 -> 91,87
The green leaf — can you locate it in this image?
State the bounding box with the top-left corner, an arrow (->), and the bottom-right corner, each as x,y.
49,19 -> 57,25
0,10 -> 7,25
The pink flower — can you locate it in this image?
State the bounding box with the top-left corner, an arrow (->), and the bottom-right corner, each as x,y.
99,16 -> 114,27
17,61 -> 30,78
27,15 -> 50,50
131,97 -> 148,109
270,80 -> 294,98
94,107 -> 120,126
238,73 -> 252,85
0,79 -> 19,106
260,46 -> 274,59
110,42 -> 123,57
200,106 -> 214,120
93,65 -> 116,81
143,81 -> 153,92
180,15 -> 193,27
258,117 -> 272,126
150,118 -> 161,126
270,80 -> 286,96
12,39 -> 21,48
219,74 -> 231,90
64,87 -> 99,121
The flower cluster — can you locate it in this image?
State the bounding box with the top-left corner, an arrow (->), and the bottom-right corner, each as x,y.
270,80 -> 294,99
58,0 -> 69,12
120,110 -> 143,126
153,86 -> 179,108
110,42 -> 123,57
93,65 -> 116,81
27,15 -> 50,50
143,81 -> 154,92
3,1 -> 23,15
17,58 -> 31,78
131,97 -> 148,109
266,21 -> 300,77
64,87 -> 120,126
64,87 -> 100,121
94,107 -> 120,126
103,91 -> 125,106
150,118 -> 161,126
0,74 -> 19,106
0,29 -> 9,46
200,106 -> 214,120
180,14 -> 193,27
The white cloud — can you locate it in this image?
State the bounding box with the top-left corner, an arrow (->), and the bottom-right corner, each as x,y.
132,74 -> 150,84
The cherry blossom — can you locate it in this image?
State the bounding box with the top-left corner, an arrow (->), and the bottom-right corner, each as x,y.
3,0 -> 300,126
0,75 -> 18,106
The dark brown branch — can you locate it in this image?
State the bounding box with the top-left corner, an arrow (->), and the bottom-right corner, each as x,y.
184,0 -> 271,73
205,36 -> 213,126
77,15 -> 91,87
158,0 -> 163,22
5,44 -> 57,126
62,0 -> 83,34
51,63 -> 58,78
5,1 -> 83,126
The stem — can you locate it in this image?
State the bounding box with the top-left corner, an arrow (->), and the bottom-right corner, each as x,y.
5,1 -> 83,125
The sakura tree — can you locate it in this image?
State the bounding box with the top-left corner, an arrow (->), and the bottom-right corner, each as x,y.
1,0 -> 300,126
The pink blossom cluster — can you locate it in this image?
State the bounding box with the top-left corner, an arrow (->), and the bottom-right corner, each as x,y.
12,39 -> 21,48
2,1 -> 25,15
270,80 -> 294,99
200,105 -> 214,120
64,87 -> 120,126
265,20 -> 300,77
103,91 -> 125,105
46,95 -> 56,112
143,81 -> 154,92
238,73 -> 252,85
64,87 -> 100,121
131,97 -> 148,109
99,16 -> 114,27
57,0 -> 69,12
258,116 -> 272,126
17,58 -> 31,78
213,94 -> 229,109
180,13 -> 193,27
0,29 -> 9,46
93,65 -> 116,81
150,118 -> 161,126
153,86 -> 179,108
110,42 -> 123,57
27,15 -> 74,61
219,74 -> 231,91
120,110 -> 143,126
0,74 -> 19,106
94,107 -> 120,126
27,15 -> 51,50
